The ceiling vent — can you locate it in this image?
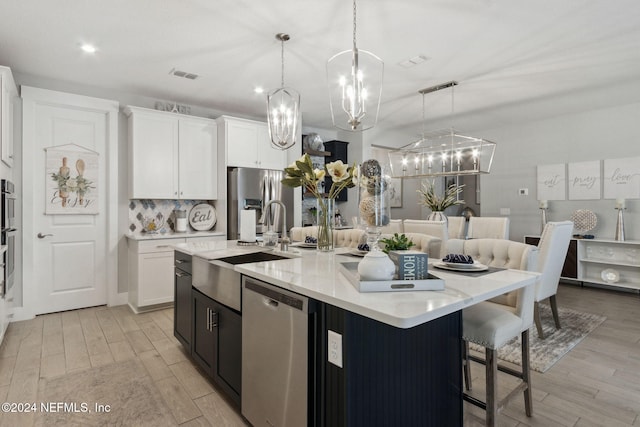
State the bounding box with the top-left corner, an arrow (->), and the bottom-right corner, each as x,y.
398,55 -> 429,69
169,68 -> 199,80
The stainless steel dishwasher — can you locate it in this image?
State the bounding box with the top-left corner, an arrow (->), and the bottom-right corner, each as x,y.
242,276 -> 312,427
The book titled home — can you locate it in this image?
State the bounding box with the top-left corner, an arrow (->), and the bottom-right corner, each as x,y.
388,250 -> 428,280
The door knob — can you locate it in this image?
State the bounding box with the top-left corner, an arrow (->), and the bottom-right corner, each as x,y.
37,233 -> 53,239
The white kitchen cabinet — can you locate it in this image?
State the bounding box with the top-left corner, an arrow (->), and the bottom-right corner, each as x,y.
127,235 -> 227,313
1,66 -> 18,167
125,106 -> 218,199
218,115 -> 287,170
128,238 -> 184,313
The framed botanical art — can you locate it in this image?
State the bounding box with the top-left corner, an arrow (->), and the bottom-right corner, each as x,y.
388,177 -> 402,208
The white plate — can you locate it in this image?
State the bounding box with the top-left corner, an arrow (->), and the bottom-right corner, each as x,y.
348,249 -> 369,257
443,261 -> 479,269
433,261 -> 488,272
291,242 -> 317,248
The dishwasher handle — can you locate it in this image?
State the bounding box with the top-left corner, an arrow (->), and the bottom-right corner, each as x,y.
244,279 -> 307,312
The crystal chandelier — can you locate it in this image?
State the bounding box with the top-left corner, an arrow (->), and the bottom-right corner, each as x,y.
388,81 -> 497,178
327,0 -> 383,131
267,33 -> 300,150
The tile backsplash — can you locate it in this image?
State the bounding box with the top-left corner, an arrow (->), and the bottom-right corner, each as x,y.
128,199 -> 212,233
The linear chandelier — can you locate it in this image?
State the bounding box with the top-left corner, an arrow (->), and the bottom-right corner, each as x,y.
388,81 -> 496,178
326,0 -> 383,131
267,33 -> 300,150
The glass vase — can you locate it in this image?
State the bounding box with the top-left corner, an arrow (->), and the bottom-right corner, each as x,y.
358,159 -> 391,251
316,198 -> 334,252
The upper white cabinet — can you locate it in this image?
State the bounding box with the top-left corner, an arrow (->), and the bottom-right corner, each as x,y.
126,106 -> 218,199
217,115 -> 287,170
0,66 -> 18,167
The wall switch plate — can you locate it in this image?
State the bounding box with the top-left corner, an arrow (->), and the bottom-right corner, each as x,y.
328,330 -> 343,368
500,208 -> 511,215
518,188 -> 529,196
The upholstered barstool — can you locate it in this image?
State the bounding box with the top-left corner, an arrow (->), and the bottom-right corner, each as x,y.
446,238 -> 539,426
531,221 -> 574,338
447,216 -> 467,239
403,220 -> 449,257
467,216 -> 510,239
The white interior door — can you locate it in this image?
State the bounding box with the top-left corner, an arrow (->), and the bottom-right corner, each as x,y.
22,87 -> 118,316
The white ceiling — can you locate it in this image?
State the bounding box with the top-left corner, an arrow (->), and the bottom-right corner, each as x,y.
2,0 -> 640,141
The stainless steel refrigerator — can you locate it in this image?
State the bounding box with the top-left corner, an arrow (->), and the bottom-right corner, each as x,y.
227,167 -> 294,239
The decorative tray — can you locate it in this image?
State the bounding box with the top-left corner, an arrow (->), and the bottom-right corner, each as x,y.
339,262 -> 445,293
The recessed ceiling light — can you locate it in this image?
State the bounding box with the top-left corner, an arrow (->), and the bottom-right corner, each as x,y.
254,87 -> 264,94
80,43 -> 97,54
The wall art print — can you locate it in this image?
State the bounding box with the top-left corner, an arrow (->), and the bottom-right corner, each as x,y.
568,160 -> 601,200
45,144 -> 99,214
536,163 -> 566,201
388,177 -> 403,208
603,157 -> 640,199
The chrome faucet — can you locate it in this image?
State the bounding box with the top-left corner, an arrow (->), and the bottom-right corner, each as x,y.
260,200 -> 289,251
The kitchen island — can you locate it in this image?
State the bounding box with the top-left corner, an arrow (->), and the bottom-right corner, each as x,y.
174,241 -> 539,426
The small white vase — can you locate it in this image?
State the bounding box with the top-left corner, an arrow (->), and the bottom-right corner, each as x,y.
358,251 -> 396,281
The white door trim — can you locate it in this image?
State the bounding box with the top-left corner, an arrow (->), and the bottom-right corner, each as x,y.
21,86 -> 119,319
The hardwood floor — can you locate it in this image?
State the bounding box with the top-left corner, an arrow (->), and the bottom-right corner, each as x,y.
464,283 -> 640,427
0,304 -> 248,426
0,283 -> 638,426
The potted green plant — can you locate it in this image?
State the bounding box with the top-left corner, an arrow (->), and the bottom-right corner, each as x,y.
417,180 -> 464,221
379,233 -> 415,254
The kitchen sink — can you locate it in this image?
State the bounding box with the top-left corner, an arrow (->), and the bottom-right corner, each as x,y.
192,250 -> 292,312
217,251 -> 291,265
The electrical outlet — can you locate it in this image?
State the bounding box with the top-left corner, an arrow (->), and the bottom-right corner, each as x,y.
500,208 -> 511,215
518,188 -> 529,196
328,330 -> 343,368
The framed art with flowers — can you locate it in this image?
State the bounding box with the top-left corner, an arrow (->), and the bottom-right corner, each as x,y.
45,143 -> 99,214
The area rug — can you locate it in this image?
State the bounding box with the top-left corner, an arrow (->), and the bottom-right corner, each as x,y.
36,359 -> 174,426
469,304 -> 606,373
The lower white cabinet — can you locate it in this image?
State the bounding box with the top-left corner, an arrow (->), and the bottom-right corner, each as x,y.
128,238 -> 184,313
128,235 -> 227,313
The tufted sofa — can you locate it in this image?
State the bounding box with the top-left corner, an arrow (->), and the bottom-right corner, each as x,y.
289,226 -> 442,258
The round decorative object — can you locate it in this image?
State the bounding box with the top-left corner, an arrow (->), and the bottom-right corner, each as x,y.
600,268 -> 620,284
303,133 -> 324,151
358,251 -> 396,281
361,159 -> 382,178
189,204 -> 217,231
570,209 -> 597,233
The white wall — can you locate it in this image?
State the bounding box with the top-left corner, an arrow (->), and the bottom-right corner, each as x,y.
476,102 -> 640,242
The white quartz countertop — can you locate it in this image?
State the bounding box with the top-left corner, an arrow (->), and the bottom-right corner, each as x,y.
125,230 -> 225,241
178,242 -> 540,329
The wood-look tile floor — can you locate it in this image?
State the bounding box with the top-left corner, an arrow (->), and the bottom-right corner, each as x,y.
0,283 -> 638,426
